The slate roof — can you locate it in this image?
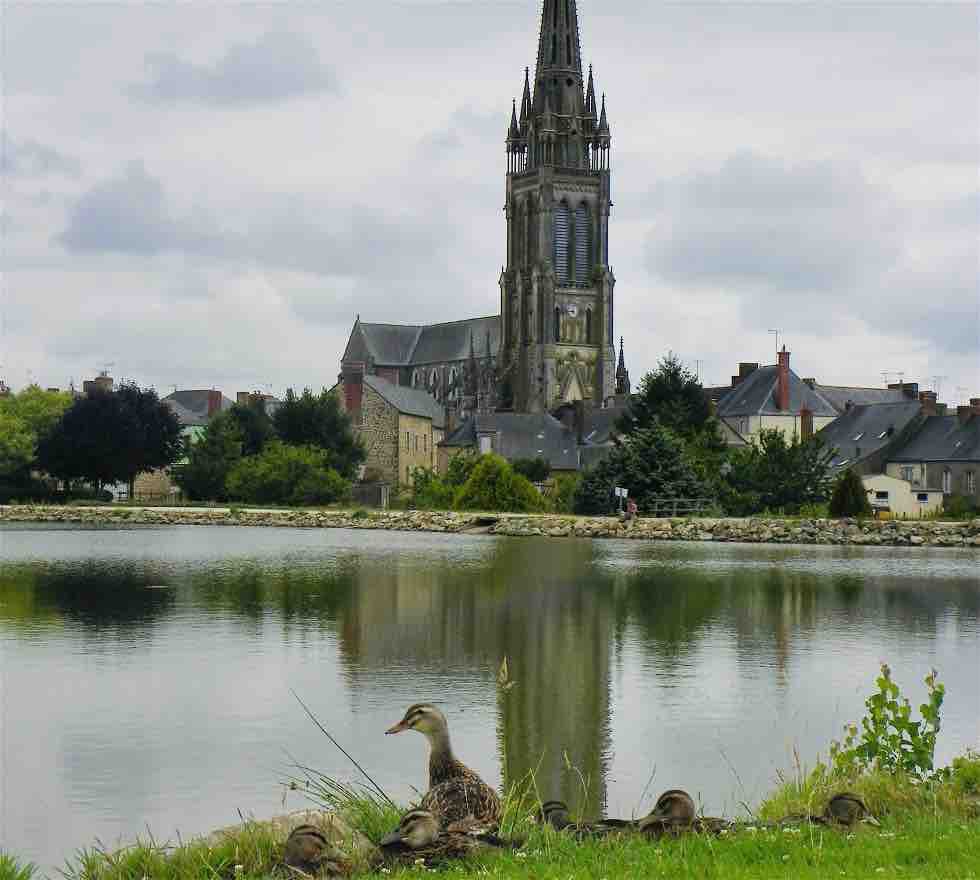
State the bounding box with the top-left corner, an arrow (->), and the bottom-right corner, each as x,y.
363,374 -> 446,429
581,404 -> 628,446
817,401 -> 923,469
440,412 -> 579,470
343,316 -> 501,367
814,384 -> 911,415
163,390 -> 234,427
888,415 -> 980,463
715,365 -> 838,417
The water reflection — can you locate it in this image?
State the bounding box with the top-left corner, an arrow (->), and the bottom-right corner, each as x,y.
0,526 -> 977,872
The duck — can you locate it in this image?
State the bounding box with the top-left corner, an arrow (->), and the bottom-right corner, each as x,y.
282,824 -> 352,877
379,808 -> 514,866
636,789 -> 736,838
536,799 -> 636,838
816,792 -> 881,827
386,703 -> 502,829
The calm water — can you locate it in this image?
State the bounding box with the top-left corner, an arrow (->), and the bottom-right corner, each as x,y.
1,525 -> 978,872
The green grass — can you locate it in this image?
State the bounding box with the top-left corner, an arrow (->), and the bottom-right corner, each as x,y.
0,852 -> 38,880
41,756 -> 980,880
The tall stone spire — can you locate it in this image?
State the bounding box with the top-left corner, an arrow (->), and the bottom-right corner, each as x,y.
535,0 -> 583,80
616,337 -> 630,396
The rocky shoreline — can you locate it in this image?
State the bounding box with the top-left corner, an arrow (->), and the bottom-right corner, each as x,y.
3,504 -> 979,547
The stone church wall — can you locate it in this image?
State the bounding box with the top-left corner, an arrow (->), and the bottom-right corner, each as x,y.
349,383 -> 401,485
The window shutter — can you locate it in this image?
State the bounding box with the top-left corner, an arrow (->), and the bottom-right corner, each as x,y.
575,204 -> 590,283
553,203 -> 570,284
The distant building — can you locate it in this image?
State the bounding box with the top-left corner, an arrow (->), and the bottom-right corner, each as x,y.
885,399 -> 980,503
82,372 -> 114,396
862,474 -> 944,518
163,389 -> 234,427
336,372 -> 446,487
439,412 -> 579,473
817,399 -> 926,476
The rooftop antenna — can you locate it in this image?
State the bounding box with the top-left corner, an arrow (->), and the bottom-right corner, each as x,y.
99,361 -> 115,377
767,328 -> 780,360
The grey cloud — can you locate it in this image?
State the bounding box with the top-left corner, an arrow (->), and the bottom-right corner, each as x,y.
59,161 -> 182,254
128,31 -> 335,105
646,151 -> 900,293
2,138 -> 81,177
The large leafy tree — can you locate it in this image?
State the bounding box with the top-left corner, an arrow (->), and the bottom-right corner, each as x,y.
273,387 -> 364,479
722,428 -> 834,515
574,422 -> 709,515
454,454 -> 543,513
617,352 -> 713,439
0,387 -> 72,480
173,412 -> 243,501
36,385 -> 181,494
228,398 -> 276,457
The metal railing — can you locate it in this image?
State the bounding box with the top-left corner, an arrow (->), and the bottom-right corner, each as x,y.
643,498 -> 715,518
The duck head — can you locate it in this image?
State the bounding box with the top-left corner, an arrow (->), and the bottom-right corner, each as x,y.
638,789 -> 696,831
385,703 -> 448,739
380,809 -> 441,849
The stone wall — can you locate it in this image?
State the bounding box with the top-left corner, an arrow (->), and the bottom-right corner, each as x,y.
2,506 -> 978,548
353,383 -> 400,485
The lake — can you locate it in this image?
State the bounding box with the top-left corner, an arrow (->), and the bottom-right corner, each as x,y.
1,524 -> 978,872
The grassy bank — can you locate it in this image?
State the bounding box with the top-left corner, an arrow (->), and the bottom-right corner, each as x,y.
21,754 -> 975,880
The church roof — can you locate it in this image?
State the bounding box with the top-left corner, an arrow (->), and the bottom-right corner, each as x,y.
344,316 -> 501,367
363,374 -> 446,429
715,365 -> 838,418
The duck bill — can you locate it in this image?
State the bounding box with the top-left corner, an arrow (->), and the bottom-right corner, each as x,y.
379,830 -> 405,846
385,719 -> 410,735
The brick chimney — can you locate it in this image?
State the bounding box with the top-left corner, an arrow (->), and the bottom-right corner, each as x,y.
971,397 -> 980,415
919,391 -> 937,416
800,407 -> 814,441
342,363 -> 365,424
776,346 -> 791,412
207,389 -> 222,417
957,405 -> 973,425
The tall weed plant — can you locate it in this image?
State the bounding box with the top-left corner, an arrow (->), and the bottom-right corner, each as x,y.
830,664 -> 945,779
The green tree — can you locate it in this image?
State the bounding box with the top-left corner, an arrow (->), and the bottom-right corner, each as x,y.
272,388 -> 364,479
36,385 -> 181,494
446,451 -> 479,487
512,457 -> 551,483
173,413 -> 243,501
617,352 -> 713,439
114,383 -> 183,497
454,454 -> 543,512
228,398 -> 275,457
0,412 -> 36,478
829,468 -> 872,518
573,423 -> 709,515
411,467 -> 455,509
722,429 -> 834,515
226,442 -> 350,506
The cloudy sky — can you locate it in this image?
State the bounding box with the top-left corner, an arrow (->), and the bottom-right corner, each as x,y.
3,1 -> 977,402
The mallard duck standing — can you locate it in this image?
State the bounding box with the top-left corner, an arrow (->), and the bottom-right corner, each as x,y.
379,809 -> 513,866
282,824 -> 352,877
386,703 -> 502,829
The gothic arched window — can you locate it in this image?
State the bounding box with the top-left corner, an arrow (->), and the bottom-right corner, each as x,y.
553,201 -> 570,284
574,203 -> 591,284
554,306 -> 561,342
586,308 -> 592,343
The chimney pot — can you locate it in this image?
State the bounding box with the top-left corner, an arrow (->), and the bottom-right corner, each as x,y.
776,347 -> 791,412
919,391 -> 937,416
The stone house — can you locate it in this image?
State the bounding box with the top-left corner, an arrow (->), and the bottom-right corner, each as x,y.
336,372 -> 446,488
817,399 -> 927,476
885,399 -> 980,504
438,412 -> 579,473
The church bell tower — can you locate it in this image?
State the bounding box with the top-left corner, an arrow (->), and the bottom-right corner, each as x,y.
499,0 -> 616,413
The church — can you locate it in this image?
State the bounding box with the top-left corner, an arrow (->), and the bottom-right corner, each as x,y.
338,0 -> 629,478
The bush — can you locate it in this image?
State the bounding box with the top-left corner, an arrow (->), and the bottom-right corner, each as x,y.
547,472 -> 580,514
226,442 -> 350,506
445,452 -> 479,488
829,469 -> 872,518
411,468 -> 455,510
454,454 -> 543,513
174,413 -> 242,502
512,457 -> 551,483
943,493 -> 978,520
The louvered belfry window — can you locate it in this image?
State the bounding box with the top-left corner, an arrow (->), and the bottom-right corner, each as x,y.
575,204 -> 590,283
553,202 -> 570,284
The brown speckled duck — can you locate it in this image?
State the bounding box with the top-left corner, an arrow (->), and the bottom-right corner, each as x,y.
386,703 -> 503,830
637,789 -> 735,838
379,809 -> 514,866
282,824 -> 351,877
778,792 -> 881,829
